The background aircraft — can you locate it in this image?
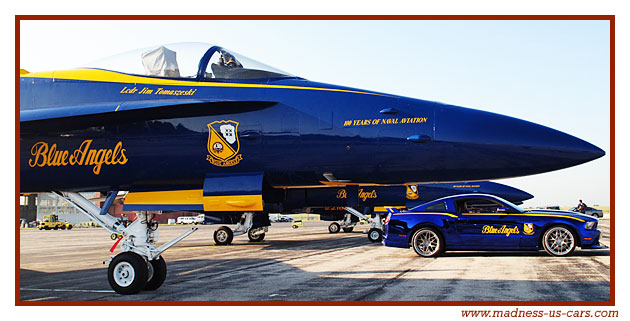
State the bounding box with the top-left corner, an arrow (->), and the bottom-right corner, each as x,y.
20,43 -> 604,294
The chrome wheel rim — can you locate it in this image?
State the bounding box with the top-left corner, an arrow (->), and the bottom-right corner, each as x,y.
113,262 -> 135,287
216,230 -> 228,243
330,224 -> 339,233
413,230 -> 439,256
545,227 -> 574,255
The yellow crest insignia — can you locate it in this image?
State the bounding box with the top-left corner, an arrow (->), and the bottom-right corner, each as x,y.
206,120 -> 243,167
523,223 -> 535,235
406,185 -> 419,200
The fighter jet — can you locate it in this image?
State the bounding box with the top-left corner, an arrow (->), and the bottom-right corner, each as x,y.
20,43 -> 604,294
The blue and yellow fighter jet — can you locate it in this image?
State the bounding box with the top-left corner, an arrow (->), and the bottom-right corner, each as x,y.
305,181 -> 533,243
20,43 -> 604,294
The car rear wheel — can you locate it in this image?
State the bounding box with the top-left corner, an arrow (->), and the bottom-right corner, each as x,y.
411,227 -> 443,257
542,226 -> 576,256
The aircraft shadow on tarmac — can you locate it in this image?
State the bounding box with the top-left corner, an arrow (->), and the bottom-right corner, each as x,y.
19,256 -> 610,302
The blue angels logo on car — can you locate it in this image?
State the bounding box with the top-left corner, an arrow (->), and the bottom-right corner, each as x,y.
206,120 -> 243,167
523,223 -> 535,235
406,185 -> 419,200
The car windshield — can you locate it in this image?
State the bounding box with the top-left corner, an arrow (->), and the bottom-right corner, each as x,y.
82,42 -> 294,80
408,195 -> 525,213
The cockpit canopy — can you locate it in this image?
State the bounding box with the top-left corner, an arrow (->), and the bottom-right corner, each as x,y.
84,42 -> 295,81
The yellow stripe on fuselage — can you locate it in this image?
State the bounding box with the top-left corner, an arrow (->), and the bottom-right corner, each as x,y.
125,189 -> 263,212
21,69 -> 390,97
374,206 -> 406,212
125,189 -> 203,205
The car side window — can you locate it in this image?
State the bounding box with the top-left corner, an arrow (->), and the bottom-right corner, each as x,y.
425,202 -> 447,212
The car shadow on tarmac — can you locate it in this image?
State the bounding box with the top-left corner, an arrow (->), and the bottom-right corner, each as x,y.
19,256 -> 610,302
438,249 -> 610,258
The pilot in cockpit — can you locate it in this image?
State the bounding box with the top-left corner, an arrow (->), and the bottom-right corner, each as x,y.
218,50 -> 243,69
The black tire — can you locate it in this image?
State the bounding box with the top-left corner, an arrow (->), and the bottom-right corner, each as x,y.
411,227 -> 444,257
248,229 -> 265,242
53,226 -> 58,230
67,225 -> 73,230
107,252 -> 148,295
367,228 -> 383,242
111,233 -> 119,240
328,222 -> 341,234
342,227 -> 354,233
44,226 -> 49,230
144,256 -> 167,291
214,226 -> 234,245
542,225 -> 576,256
60,225 -> 66,230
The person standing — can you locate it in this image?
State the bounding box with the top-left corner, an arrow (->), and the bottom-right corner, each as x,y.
577,199 -> 587,214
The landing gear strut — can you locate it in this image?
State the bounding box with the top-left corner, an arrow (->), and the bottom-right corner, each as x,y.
343,207 -> 383,242
51,191 -> 197,294
213,212 -> 268,245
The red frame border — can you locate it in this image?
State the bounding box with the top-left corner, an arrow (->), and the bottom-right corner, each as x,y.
14,15 -> 615,307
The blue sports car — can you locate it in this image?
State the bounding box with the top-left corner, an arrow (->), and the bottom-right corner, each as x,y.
383,194 -> 604,257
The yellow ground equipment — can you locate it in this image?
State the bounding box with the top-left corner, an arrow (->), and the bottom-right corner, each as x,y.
38,215 -> 73,230
291,220 -> 304,229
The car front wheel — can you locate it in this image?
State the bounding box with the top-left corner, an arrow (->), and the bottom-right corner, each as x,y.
542,226 -> 576,256
411,227 -> 443,257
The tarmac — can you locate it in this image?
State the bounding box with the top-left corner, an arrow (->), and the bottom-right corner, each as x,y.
19,217 -> 611,302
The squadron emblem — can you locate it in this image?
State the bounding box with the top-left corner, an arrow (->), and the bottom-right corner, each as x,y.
523,223 -> 535,235
206,120 -> 242,167
406,184 -> 420,200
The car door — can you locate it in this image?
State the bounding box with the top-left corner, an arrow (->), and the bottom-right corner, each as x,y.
455,198 -> 522,249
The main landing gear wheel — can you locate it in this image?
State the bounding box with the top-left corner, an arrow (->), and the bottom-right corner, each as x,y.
247,229 -> 266,242
342,227 -> 354,233
367,228 -> 383,242
328,222 -> 340,234
411,227 -> 443,257
144,255 -> 167,291
214,226 -> 234,245
542,226 -> 576,256
107,252 -> 148,295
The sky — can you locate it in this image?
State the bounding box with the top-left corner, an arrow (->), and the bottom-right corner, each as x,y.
19,20 -> 611,207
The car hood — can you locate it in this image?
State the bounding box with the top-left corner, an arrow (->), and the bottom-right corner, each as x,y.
524,209 -> 597,221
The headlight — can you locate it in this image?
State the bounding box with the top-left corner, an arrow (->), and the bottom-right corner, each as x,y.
585,221 -> 596,230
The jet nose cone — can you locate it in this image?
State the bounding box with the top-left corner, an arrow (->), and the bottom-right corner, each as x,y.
433,105 -> 605,180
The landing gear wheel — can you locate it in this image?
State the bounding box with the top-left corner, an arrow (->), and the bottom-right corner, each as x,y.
342,227 -> 354,233
411,227 -> 443,257
328,222 -> 340,234
248,229 -> 266,242
367,228 -> 383,242
542,226 -> 576,256
107,252 -> 148,295
214,226 -> 234,245
144,256 -> 167,291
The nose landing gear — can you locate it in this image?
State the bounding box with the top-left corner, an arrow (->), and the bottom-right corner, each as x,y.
52,191 -> 198,294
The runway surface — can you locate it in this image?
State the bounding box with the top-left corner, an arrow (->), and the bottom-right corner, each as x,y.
19,218 -> 611,302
